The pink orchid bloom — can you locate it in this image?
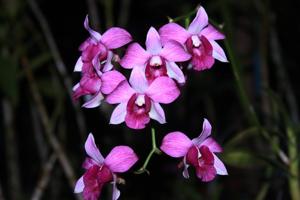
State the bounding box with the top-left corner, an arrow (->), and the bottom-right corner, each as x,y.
106,67 -> 180,129
120,27 -> 191,84
160,119 -> 228,182
74,133 -> 138,200
73,15 -> 131,108
159,6 -> 228,71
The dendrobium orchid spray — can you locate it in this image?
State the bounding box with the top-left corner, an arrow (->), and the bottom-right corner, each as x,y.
73,5 -> 228,200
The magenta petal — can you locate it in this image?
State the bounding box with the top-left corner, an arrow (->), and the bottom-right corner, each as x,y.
213,154 -> 228,175
82,157 -> 98,169
104,146 -> 138,173
82,92 -> 104,108
109,103 -> 127,125
100,27 -> 132,49
159,23 -> 190,45
146,27 -> 163,54
160,132 -> 192,158
192,118 -> 212,145
84,15 -> 101,41
106,80 -> 135,104
196,164 -> 216,182
129,67 -> 148,93
101,70 -> 126,95
201,24 -> 225,40
166,62 -> 185,84
85,133 -> 104,164
74,57 -> 83,72
160,40 -> 191,62
125,111 -> 150,129
201,137 -> 223,153
146,77 -> 180,104
74,176 -> 84,193
188,6 -> 208,34
149,102 -> 166,124
210,40 -> 228,62
102,51 -> 114,72
120,43 -> 150,69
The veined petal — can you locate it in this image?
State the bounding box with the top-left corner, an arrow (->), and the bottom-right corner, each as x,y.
166,62 -> 185,84
82,92 -> 104,108
84,15 -> 101,41
160,40 -> 191,62
210,40 -> 228,62
129,67 -> 148,93
112,174 -> 121,200
110,103 -> 127,124
105,146 -> 138,173
192,118 -> 212,146
106,80 -> 135,104
159,23 -> 190,45
120,43 -> 150,69
188,6 -> 208,34
160,132 -> 192,157
101,27 -> 132,49
213,154 -> 228,175
146,77 -> 180,104
101,70 -> 126,95
85,133 -> 104,164
201,137 -> 223,153
74,57 -> 83,72
74,176 -> 84,193
146,27 -> 163,54
201,24 -> 225,40
149,102 -> 166,124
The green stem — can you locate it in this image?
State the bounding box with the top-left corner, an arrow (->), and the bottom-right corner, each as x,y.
135,128 -> 161,175
287,126 -> 300,200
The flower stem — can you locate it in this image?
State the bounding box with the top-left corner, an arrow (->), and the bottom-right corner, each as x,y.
135,128 -> 161,175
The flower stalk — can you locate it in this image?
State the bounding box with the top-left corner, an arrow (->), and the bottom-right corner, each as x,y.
135,128 -> 161,175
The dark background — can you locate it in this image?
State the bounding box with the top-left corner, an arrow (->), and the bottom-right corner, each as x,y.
1,0 -> 300,199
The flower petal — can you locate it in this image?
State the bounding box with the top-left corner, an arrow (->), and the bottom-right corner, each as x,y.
210,40 -> 228,62
166,62 -> 185,84
149,102 -> 166,124
125,112 -> 150,129
192,118 -> 212,145
182,156 -> 190,178
129,67 -> 148,93
213,154 -> 228,175
74,176 -> 84,193
188,6 -> 208,34
201,137 -> 223,153
101,27 -> 132,49
74,57 -> 83,72
160,40 -> 191,62
106,80 -> 135,104
112,174 -> 121,200
120,43 -> 150,69
160,132 -> 192,157
104,146 -> 138,173
85,133 -> 104,164
84,15 -> 101,41
82,92 -> 104,108
110,103 -> 127,125
159,23 -> 190,45
101,70 -> 126,95
146,27 -> 162,54
146,77 -> 180,104
102,51 -> 114,72
201,24 -> 225,40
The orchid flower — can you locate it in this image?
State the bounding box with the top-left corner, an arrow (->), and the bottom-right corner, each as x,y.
160,119 -> 228,182
74,133 -> 138,200
120,27 -> 191,84
73,15 -> 132,108
106,67 -> 180,129
159,6 -> 228,71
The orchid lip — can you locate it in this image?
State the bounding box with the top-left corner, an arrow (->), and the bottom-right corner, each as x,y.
191,35 -> 201,47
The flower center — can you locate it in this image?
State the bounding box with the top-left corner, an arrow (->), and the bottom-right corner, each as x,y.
145,56 -> 168,83
127,94 -> 151,115
191,35 -> 201,47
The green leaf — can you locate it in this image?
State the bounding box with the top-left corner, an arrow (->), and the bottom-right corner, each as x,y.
222,150 -> 263,168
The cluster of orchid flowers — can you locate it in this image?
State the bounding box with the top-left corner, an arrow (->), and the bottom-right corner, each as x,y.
73,6 -> 228,200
